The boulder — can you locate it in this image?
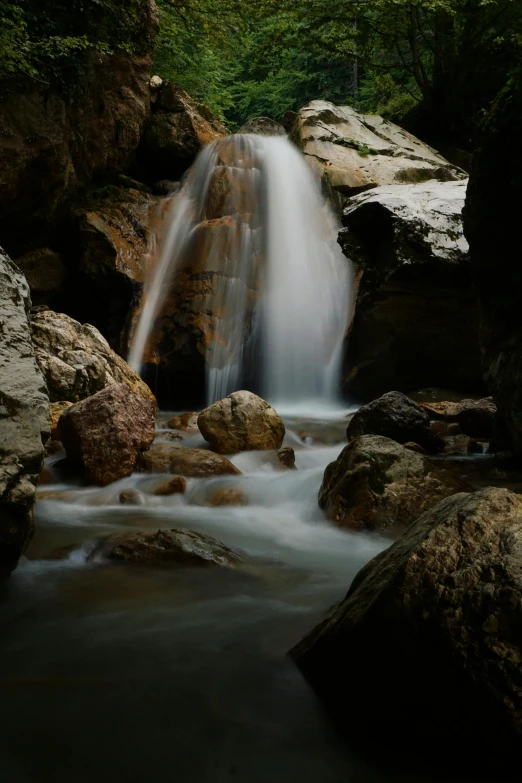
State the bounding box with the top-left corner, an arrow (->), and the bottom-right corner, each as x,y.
198,391 -> 285,454
136,442 -> 241,478
30,309 -> 155,404
238,117 -> 286,136
291,487 -> 522,769
138,81 -> 227,181
152,476 -> 187,496
338,180 -> 483,398
292,101 -> 464,209
347,391 -> 444,453
0,249 -> 49,577
119,489 -> 146,506
319,435 -> 468,534
464,73 -> 522,454
57,383 -> 156,486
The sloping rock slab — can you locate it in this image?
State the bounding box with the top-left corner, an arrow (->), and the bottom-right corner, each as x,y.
291,487 -> 522,771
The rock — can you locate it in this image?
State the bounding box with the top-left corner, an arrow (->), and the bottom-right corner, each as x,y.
153,476 -> 187,496
30,309 -> 155,404
238,117 -> 286,136
198,391 -> 285,454
281,110 -> 298,133
276,447 -> 296,470
49,401 -> 73,440
347,391 -> 444,453
136,442 -> 241,478
89,527 -> 243,570
0,249 -> 49,577
206,488 -> 247,507
152,179 -> 178,196
119,489 -> 146,506
45,439 -> 63,457
167,412 -> 199,431
292,101 -> 464,209
138,81 -> 227,181
403,442 -> 426,454
13,248 -> 65,297
450,398 -> 496,439
0,0 -> 159,251
57,383 -> 156,486
291,487 -> 522,768
319,435 -> 469,534
443,434 -> 483,456
339,180 -> 483,399
149,75 -> 163,91
39,467 -> 55,486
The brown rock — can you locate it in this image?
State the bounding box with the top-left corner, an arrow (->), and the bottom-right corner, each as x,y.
291,488 -> 522,769
119,489 -> 146,506
136,442 -> 241,478
319,434 -> 470,535
403,441 -> 426,454
49,401 -> 73,440
167,412 -> 199,431
57,383 -> 156,486
153,476 -> 187,496
198,391 -> 285,454
276,447 -> 296,469
449,398 -> 496,438
206,488 -> 247,507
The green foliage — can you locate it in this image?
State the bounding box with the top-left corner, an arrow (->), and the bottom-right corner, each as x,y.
335,138 -> 379,155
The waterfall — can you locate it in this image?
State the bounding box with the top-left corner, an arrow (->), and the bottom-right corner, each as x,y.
129,134 -> 353,410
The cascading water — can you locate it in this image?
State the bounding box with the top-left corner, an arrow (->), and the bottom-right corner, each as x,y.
129,133 -> 353,409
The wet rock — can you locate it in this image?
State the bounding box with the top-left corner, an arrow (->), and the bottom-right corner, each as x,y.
90,527 -> 243,569
31,309 -> 155,404
319,435 -> 469,535
198,391 -> 285,454
119,489 -> 146,506
339,180 -> 483,399
206,488 -> 247,507
49,401 -> 73,440
167,412 -> 199,431
238,117 -> 286,136
138,81 -> 227,181
347,391 -> 444,453
0,248 -> 49,577
57,383 -> 156,486
291,487 -> 522,768
153,476 -> 187,496
136,442 -> 241,478
276,447 -> 296,470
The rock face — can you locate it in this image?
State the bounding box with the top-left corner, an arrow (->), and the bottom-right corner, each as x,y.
0,0 -> 159,251
198,391 -> 285,454
338,179 -> 483,398
464,74 -> 522,455
30,309 -> 155,404
136,442 -> 241,478
0,249 -> 49,577
291,487 -> 522,768
138,81 -> 227,181
319,435 -> 468,534
347,391 -> 443,452
89,527 -> 244,569
57,383 -> 156,485
292,101 -> 464,208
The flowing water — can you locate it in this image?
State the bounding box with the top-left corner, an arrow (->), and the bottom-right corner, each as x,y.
129,134 -> 353,409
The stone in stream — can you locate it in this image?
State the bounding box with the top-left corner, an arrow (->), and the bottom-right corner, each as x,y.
119,489 -> 146,506
205,488 -> 247,507
136,442 -> 241,478
319,434 -> 469,535
290,487 -> 522,771
276,447 -> 297,470
57,383 -> 156,486
347,391 -> 444,453
0,249 -> 50,577
153,476 -> 187,496
198,391 -> 285,454
167,412 -> 199,431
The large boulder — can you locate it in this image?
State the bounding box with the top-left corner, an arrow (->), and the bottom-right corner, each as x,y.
319,435 -> 468,535
292,101 -> 464,209
464,73 -> 522,454
30,309 -> 155,404
138,81 -> 227,181
136,442 -> 241,478
291,487 -> 522,769
338,180 -> 483,398
0,249 -> 49,577
57,383 -> 156,485
198,391 -> 285,454
347,391 -> 443,452
0,0 -> 159,252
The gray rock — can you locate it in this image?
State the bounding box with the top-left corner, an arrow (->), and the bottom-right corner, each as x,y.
291,487 -> 522,768
0,248 -> 49,577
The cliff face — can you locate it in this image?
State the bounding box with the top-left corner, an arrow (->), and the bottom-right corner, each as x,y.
0,0 -> 159,254
463,74 -> 522,452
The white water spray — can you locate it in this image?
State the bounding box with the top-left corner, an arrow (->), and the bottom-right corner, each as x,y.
129,134 -> 353,409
